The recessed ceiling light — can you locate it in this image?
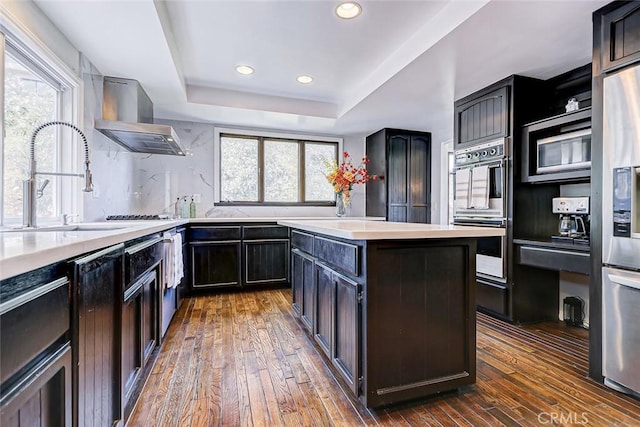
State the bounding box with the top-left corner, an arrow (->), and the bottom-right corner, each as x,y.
297,75 -> 314,84
236,65 -> 254,75
335,2 -> 362,19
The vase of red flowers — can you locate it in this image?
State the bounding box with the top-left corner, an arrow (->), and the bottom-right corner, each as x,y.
325,151 -> 376,217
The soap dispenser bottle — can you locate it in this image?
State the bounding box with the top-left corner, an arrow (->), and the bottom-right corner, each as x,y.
189,196 -> 196,218
181,196 -> 189,218
174,197 -> 181,219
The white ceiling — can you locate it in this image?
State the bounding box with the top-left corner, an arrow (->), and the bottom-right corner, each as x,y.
35,0 -> 609,139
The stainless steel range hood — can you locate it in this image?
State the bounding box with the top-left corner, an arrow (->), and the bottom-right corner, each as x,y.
95,76 -> 185,156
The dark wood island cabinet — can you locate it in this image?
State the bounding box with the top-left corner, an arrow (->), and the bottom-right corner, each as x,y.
280,219 -> 504,408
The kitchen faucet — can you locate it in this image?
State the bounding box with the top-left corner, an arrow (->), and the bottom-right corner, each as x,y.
23,121 -> 93,228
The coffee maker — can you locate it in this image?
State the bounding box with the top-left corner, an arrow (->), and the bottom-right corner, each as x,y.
552,197 -> 590,244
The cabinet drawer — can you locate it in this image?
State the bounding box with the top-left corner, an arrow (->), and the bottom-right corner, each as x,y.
125,238 -> 162,285
477,279 -> 508,317
1,277 -> 70,385
517,245 -> 590,275
189,226 -> 242,241
291,230 -> 314,254
314,236 -> 360,276
243,225 -> 289,240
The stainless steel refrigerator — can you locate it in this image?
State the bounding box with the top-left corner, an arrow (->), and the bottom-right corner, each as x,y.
602,62 -> 640,397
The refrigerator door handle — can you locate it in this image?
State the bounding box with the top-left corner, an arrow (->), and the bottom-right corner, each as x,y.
608,273 -> 640,291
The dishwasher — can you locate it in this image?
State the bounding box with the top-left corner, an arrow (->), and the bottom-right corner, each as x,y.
602,267 -> 640,397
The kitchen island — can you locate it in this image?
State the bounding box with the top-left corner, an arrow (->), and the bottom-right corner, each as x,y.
277,219 -> 505,408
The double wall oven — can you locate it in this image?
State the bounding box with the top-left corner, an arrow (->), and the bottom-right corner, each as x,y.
453,139 -> 507,283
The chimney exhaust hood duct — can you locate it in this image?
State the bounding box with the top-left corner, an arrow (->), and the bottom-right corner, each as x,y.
95,76 -> 185,156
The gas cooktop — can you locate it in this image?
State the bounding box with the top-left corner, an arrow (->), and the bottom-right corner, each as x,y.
106,214 -> 171,221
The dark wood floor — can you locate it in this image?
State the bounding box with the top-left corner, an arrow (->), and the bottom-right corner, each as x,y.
128,289 -> 640,426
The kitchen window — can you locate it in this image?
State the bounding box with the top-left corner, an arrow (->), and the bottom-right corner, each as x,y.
0,26 -> 80,226
216,131 -> 339,205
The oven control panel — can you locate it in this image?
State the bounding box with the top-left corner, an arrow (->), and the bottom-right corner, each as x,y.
455,139 -> 505,166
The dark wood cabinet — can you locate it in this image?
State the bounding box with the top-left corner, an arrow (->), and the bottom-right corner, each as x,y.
332,273 -> 361,395
455,86 -> 509,148
190,241 -> 241,288
599,1 -> 640,72
189,224 -> 288,289
122,269 -> 158,406
72,243 -> 124,427
366,128 -> 431,223
314,263 -> 334,358
244,239 -> 289,285
1,265 -> 72,427
1,345 -> 72,427
287,228 -> 477,408
292,248 -> 315,332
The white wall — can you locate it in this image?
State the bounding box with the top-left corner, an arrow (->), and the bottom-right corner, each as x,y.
1,1 -> 79,74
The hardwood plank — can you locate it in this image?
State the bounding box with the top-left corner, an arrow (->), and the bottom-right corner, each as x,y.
129,289 -> 640,427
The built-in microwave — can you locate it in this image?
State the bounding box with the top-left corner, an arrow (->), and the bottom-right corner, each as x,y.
536,128 -> 591,174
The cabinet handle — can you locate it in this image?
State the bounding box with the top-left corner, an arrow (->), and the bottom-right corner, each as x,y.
0,277 -> 68,315
378,174 -> 385,181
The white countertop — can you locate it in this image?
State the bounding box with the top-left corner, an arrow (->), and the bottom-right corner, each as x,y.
277,220 -> 506,240
0,216 -> 384,280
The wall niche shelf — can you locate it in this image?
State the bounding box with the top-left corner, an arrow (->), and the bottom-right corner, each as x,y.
521,107 -> 592,184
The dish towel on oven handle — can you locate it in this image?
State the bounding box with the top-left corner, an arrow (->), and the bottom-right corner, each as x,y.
470,165 -> 490,209
455,168 -> 471,209
163,231 -> 184,289
172,232 -> 184,288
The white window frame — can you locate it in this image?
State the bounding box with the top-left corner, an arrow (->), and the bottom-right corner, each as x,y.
214,127 -> 342,205
0,13 -> 82,226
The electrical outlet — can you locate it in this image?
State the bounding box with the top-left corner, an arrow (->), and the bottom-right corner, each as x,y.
193,193 -> 201,203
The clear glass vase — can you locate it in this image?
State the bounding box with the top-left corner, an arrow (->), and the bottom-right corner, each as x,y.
336,192 -> 349,217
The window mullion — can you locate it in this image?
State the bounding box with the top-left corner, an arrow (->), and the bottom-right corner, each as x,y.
299,141 -> 305,203
258,137 -> 265,203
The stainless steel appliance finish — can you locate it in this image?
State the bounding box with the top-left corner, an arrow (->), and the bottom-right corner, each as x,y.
23,121 -> 93,228
552,197 -> 590,215
95,77 -> 185,156
602,62 -> 640,397
536,128 -> 591,174
454,139 -> 507,282
453,139 -> 506,226
477,235 -> 507,282
602,63 -> 640,271
602,267 -> 640,397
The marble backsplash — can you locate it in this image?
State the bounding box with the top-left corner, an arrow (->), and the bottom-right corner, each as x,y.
132,119 -> 366,218
80,54 -> 139,221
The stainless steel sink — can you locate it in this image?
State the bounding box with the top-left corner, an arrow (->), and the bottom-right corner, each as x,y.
2,223 -> 127,232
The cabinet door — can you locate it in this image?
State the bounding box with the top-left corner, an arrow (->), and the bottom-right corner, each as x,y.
0,345 -> 72,427
190,241 -> 241,288
602,2 -> 640,71
455,86 -> 508,148
291,250 -> 308,316
300,253 -> 316,333
244,240 -> 289,285
387,134 -> 409,222
122,283 -> 142,403
314,263 -> 334,358
72,244 -> 124,427
408,134 -> 431,223
332,274 -> 361,395
141,270 -> 158,363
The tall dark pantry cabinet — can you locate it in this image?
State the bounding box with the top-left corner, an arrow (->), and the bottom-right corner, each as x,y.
365,128 -> 432,223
